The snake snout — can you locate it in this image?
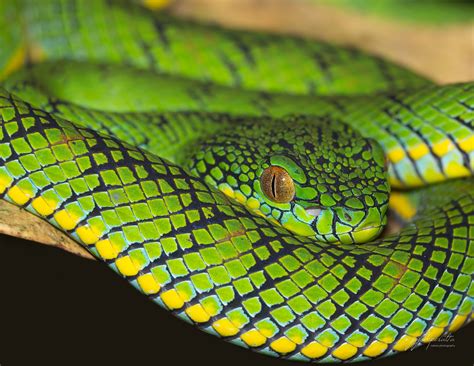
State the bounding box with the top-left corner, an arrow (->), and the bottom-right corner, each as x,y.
310,205 -> 387,244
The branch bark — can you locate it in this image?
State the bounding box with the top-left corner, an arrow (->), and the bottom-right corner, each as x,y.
0,200 -> 93,259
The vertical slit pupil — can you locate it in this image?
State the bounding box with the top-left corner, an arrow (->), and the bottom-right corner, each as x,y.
271,173 -> 277,199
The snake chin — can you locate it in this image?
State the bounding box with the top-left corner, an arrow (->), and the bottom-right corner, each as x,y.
350,225 -> 384,243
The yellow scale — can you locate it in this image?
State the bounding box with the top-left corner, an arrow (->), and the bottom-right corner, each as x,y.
388,136 -> 473,188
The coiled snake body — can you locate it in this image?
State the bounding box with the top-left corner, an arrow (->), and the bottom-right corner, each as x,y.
0,0 -> 473,363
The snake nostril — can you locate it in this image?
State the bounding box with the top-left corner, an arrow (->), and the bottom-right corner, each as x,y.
305,207 -> 322,218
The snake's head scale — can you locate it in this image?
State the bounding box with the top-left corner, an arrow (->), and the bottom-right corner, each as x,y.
187,116 -> 390,244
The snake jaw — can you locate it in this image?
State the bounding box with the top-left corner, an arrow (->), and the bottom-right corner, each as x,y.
318,224 -> 384,244
350,224 -> 384,243
309,205 -> 388,244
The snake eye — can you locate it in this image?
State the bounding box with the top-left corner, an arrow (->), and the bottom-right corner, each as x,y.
260,166 -> 295,203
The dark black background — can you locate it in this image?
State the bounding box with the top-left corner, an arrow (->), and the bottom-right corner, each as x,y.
0,233 -> 472,366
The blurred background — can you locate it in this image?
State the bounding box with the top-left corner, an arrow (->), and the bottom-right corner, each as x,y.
163,0 -> 474,83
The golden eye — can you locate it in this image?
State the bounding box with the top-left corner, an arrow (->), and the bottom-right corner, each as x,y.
260,166 -> 295,203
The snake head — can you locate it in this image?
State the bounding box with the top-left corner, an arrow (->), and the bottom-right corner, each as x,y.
187,115 -> 390,244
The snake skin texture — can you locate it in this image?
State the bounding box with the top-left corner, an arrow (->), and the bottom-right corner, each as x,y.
6,62 -> 474,189
0,89 -> 473,362
0,0 -> 473,363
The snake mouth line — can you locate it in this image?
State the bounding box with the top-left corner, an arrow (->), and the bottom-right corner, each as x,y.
346,224 -> 384,243
321,225 -> 383,242
353,225 -> 381,233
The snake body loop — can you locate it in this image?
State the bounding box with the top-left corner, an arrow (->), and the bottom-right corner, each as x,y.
6,61 -> 473,190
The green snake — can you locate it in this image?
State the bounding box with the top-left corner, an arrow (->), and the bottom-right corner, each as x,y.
0,0 -> 473,363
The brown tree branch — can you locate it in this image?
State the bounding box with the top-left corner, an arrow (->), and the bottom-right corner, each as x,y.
0,200 -> 93,259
